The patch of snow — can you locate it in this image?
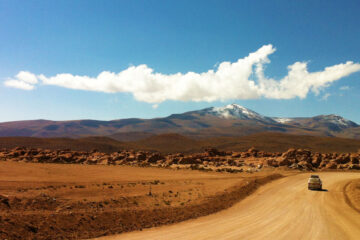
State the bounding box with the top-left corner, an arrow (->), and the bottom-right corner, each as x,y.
322,114 -> 353,127
206,104 -> 267,120
273,118 -> 292,124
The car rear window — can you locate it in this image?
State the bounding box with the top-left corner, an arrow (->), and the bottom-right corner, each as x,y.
309,178 -> 320,182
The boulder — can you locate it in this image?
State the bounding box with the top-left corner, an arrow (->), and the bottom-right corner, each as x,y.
348,164 -> 360,170
335,154 -> 350,164
114,160 -> 126,165
112,154 -> 126,161
136,152 -> 147,161
324,162 -> 337,169
33,154 -> 50,163
264,158 -> 278,167
204,148 -> 226,157
277,157 -> 290,166
281,148 -> 296,159
311,153 -> 322,167
178,157 -> 201,165
247,147 -> 259,157
85,158 -> 98,165
337,164 -> 347,170
125,155 -> 136,162
147,153 -> 165,163
74,156 -> 87,163
227,159 -> 236,166
350,154 -> 359,164
58,153 -> 74,162
298,161 -> 313,170
98,157 -> 112,165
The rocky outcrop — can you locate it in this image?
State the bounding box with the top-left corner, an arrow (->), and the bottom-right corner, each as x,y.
0,147 -> 359,171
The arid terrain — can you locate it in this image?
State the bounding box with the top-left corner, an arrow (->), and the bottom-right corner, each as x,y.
97,172 -> 360,240
2,132 -> 360,154
0,145 -> 359,171
345,178 -> 360,213
0,160 -> 281,239
0,144 -> 359,239
3,0 -> 360,239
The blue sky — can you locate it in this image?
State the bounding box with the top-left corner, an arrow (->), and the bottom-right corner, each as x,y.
1,0 -> 360,122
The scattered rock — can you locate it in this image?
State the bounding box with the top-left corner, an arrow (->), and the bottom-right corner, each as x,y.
0,147 -> 359,172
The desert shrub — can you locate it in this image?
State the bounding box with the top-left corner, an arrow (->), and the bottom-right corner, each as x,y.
151,180 -> 160,185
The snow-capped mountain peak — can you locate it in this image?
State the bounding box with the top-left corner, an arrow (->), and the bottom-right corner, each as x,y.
203,104 -> 270,121
314,114 -> 358,128
191,104 -> 359,129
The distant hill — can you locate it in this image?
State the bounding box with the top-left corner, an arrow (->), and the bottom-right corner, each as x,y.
1,132 -> 360,154
108,132 -> 155,142
0,104 -> 358,140
0,136 -> 128,153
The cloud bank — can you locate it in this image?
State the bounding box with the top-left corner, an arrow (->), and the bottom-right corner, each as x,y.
4,71 -> 38,90
4,45 -> 360,103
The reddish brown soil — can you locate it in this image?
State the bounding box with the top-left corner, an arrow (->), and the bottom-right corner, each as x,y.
1,143 -> 359,239
0,161 -> 282,239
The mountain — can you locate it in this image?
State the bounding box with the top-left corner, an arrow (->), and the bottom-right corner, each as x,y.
280,114 -> 358,131
0,104 -> 358,139
272,114 -> 359,138
194,104 -> 276,122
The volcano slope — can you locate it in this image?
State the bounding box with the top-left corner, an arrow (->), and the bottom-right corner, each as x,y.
97,172 -> 360,240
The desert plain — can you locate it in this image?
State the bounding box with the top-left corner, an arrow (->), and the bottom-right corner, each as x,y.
0,144 -> 359,240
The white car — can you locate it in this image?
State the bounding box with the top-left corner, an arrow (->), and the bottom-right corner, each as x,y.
308,175 -> 322,190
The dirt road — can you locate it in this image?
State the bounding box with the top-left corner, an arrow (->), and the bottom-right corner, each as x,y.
96,172 -> 360,240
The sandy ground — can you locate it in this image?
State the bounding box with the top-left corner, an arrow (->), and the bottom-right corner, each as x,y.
345,179 -> 360,212
0,161 -> 281,239
96,172 -> 360,240
0,161 -> 248,203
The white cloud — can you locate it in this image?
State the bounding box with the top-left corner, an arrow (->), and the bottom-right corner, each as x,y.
16,71 -> 38,84
4,80 -> 35,90
340,86 -> 350,90
4,45 -> 360,104
4,71 -> 38,90
321,93 -> 331,101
